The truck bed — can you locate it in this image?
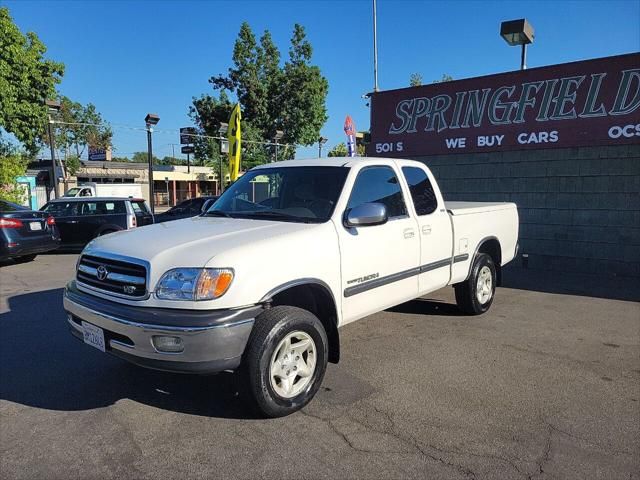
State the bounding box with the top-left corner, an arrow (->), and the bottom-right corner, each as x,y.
445,201 -> 515,215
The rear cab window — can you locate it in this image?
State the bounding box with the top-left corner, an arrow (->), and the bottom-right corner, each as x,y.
401,166 -> 438,215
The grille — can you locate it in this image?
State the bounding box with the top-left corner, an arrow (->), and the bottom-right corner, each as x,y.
77,254 -> 147,298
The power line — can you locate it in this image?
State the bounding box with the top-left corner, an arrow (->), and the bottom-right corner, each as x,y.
50,120 -> 297,148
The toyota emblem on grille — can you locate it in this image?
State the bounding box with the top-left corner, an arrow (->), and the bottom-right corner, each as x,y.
96,265 -> 108,281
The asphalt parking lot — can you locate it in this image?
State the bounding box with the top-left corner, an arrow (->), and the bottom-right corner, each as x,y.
1,254 -> 638,480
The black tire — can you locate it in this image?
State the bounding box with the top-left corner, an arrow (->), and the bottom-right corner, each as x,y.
14,254 -> 37,264
98,229 -> 116,237
454,253 -> 497,315
243,305 -> 328,418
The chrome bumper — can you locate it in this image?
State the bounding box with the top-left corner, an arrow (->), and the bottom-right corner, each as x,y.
63,282 -> 258,374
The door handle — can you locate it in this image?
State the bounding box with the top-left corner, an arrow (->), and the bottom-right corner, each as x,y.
422,225 -> 432,235
68,220 -> 79,224
403,228 -> 415,239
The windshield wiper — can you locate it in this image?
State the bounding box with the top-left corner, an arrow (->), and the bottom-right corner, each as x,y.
239,211 -> 316,223
202,210 -> 233,218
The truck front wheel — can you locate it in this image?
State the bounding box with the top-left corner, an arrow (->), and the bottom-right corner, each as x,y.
243,305 -> 328,417
454,253 -> 496,315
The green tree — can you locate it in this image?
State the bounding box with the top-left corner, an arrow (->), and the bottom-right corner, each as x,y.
327,142 -> 365,157
189,91 -> 234,166
131,151 -> 160,164
409,73 -> 423,87
49,96 -> 112,160
64,154 -> 81,177
0,7 -> 64,155
0,141 -> 28,203
195,22 -> 329,165
277,24 -> 329,150
433,73 -> 454,83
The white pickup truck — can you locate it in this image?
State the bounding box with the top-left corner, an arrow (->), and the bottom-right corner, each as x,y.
64,157 -> 518,417
64,182 -> 143,199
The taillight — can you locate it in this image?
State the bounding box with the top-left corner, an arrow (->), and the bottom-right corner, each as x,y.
46,216 -> 56,226
0,218 -> 23,229
127,213 -> 137,229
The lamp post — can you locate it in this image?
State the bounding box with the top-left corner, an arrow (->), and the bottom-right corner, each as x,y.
273,130 -> 284,162
318,137 -> 328,158
45,100 -> 61,198
145,113 -> 160,213
218,122 -> 228,195
500,18 -> 535,70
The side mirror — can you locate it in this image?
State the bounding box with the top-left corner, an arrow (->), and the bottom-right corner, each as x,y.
344,202 -> 388,227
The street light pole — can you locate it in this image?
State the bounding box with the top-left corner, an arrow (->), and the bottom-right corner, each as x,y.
45,100 -> 61,199
47,120 -> 59,199
500,19 -> 534,71
273,130 -> 284,163
145,113 -> 160,213
373,0 -> 379,92
146,128 -> 154,213
318,136 -> 328,158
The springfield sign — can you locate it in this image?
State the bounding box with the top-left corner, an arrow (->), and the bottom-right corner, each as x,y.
368,53 -> 640,157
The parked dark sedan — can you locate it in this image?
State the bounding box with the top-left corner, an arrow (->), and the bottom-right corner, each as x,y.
41,197 -> 153,248
0,200 -> 60,263
153,195 -> 219,223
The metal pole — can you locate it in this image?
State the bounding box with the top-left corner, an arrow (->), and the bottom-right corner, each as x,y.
318,141 -> 322,158
171,143 -> 175,161
187,153 -> 190,173
373,0 -> 379,92
147,126 -> 155,213
166,181 -> 170,207
521,43 -> 527,70
219,141 -> 223,195
275,142 -> 278,162
47,119 -> 59,198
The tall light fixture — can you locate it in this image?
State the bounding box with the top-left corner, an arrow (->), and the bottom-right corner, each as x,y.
145,113 -> 160,213
318,137 -> 328,158
218,122 -> 228,195
45,99 -> 61,198
373,0 -> 379,91
273,130 -> 284,162
500,18 -> 535,70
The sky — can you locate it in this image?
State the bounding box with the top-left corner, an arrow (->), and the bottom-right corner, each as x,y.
4,0 -> 640,161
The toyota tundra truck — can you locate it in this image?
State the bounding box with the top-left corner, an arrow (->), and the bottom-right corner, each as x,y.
63,157 -> 519,417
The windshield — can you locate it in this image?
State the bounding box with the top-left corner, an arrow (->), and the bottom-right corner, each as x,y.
64,188 -> 81,197
205,166 -> 349,223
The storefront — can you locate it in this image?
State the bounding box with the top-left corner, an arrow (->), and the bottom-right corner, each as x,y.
368,53 -> 639,277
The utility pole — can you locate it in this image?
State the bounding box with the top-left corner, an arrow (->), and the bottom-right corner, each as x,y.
145,113 -> 160,213
45,100 -> 61,198
373,0 -> 379,92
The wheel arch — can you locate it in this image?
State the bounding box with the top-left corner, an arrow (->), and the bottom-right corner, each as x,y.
260,279 -> 340,364
95,224 -> 124,237
470,236 -> 502,285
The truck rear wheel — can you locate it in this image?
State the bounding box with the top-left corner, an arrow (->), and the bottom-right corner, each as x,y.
243,305 -> 328,417
454,253 -> 496,315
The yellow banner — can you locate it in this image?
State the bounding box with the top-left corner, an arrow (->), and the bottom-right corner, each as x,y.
227,104 -> 241,182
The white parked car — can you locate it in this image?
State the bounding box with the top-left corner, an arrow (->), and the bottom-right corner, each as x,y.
64,157 -> 519,417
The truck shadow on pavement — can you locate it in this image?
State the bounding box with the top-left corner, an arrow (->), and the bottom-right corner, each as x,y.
386,298 -> 462,316
0,288 -> 261,419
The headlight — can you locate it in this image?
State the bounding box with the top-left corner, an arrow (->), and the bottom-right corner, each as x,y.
156,268 -> 234,301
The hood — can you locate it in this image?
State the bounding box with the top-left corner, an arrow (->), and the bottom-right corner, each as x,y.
83,216 -> 316,269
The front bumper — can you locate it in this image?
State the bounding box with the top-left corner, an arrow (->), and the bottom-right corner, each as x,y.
63,281 -> 261,374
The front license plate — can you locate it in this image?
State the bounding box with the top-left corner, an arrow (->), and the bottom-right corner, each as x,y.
29,222 -> 42,231
82,321 -> 106,352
